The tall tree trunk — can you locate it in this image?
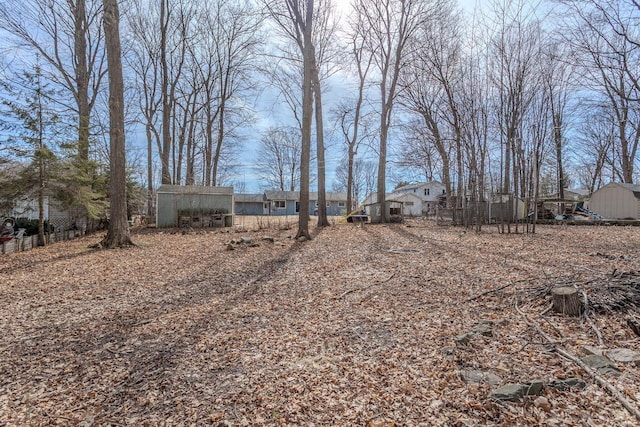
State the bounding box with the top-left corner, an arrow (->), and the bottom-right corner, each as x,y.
376,101 -> 389,223
74,0 -> 91,166
101,0 -> 133,248
295,0 -> 313,241
212,97 -> 226,187
146,121 -> 153,218
185,110 -> 197,186
159,0 -> 171,184
314,70 -> 328,227
37,85 -> 46,247
347,146 -> 355,212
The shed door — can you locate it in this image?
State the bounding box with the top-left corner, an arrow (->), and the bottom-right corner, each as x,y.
263,202 -> 269,215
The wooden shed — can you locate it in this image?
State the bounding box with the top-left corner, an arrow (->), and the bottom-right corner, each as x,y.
156,185 -> 234,228
589,182 -> 640,220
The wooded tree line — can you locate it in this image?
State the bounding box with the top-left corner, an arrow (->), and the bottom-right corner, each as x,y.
0,0 -> 639,238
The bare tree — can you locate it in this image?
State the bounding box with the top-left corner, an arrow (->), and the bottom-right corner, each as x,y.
158,0 -> 193,184
575,107 -> 616,192
101,0 -> 132,248
354,0 -> 437,222
541,40 -> 573,202
194,0 -> 262,187
489,1 -> 542,232
334,9 -> 375,214
397,121 -> 442,183
309,0 -> 340,227
258,126 -> 301,191
0,0 -> 106,167
333,97 -> 375,212
558,0 -> 640,183
459,16 -> 493,229
400,0 -> 462,209
332,158 -> 377,206
127,0 -> 162,216
264,0 -> 315,239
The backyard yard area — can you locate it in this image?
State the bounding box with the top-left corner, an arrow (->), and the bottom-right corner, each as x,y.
1,219 -> 639,425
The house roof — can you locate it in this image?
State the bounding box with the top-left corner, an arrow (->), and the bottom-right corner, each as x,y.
264,190 -> 299,200
606,182 -> 640,199
362,192 -> 422,205
263,190 -> 348,202
566,188 -> 590,197
310,192 -> 348,202
235,193 -> 265,202
395,181 -> 444,192
386,192 -> 423,203
157,185 -> 234,195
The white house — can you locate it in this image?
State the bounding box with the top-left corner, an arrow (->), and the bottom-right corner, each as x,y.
394,181 -> 446,215
387,192 -> 423,216
6,197 -> 50,221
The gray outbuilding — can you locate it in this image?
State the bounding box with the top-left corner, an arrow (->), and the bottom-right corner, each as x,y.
156,185 -> 234,228
589,182 -> 640,220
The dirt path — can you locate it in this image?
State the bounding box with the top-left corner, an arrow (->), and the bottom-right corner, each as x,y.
0,221 -> 639,425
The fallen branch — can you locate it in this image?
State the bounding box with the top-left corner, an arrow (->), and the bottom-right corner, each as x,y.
540,301 -> 554,316
336,272 -> 395,300
466,281 -> 518,302
578,287 -> 604,347
337,283 -> 375,300
515,300 -> 640,422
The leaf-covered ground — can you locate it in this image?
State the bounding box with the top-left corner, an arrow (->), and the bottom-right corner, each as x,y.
1,219 -> 639,426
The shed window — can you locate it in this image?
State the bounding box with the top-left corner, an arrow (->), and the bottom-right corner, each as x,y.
405,202 -> 414,206
338,201 -> 346,207
442,189 -> 445,194
274,200 -> 286,209
425,188 -> 430,196
327,201 -> 331,207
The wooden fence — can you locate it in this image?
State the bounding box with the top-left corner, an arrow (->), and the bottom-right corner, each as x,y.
1,230 -> 86,255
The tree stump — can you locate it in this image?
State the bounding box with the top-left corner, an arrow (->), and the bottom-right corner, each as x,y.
551,287 -> 583,316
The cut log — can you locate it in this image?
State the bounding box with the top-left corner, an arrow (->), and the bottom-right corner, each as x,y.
551,287 -> 583,316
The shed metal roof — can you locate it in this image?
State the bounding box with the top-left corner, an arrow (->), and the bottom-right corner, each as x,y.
264,190 -> 299,200
157,185 -> 234,195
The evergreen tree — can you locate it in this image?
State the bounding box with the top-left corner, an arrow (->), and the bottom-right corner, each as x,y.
0,65 -> 63,245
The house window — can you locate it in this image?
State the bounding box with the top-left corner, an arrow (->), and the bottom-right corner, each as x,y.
338,201 -> 346,207
405,202 -> 414,206
425,188 -> 430,196
274,200 -> 286,209
295,202 -> 300,212
442,189 -> 445,194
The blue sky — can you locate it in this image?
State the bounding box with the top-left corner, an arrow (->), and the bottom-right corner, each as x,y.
234,0 -> 485,194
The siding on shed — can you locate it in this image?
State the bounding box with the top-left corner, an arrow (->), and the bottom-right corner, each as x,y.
590,182 -> 640,219
156,185 -> 234,227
